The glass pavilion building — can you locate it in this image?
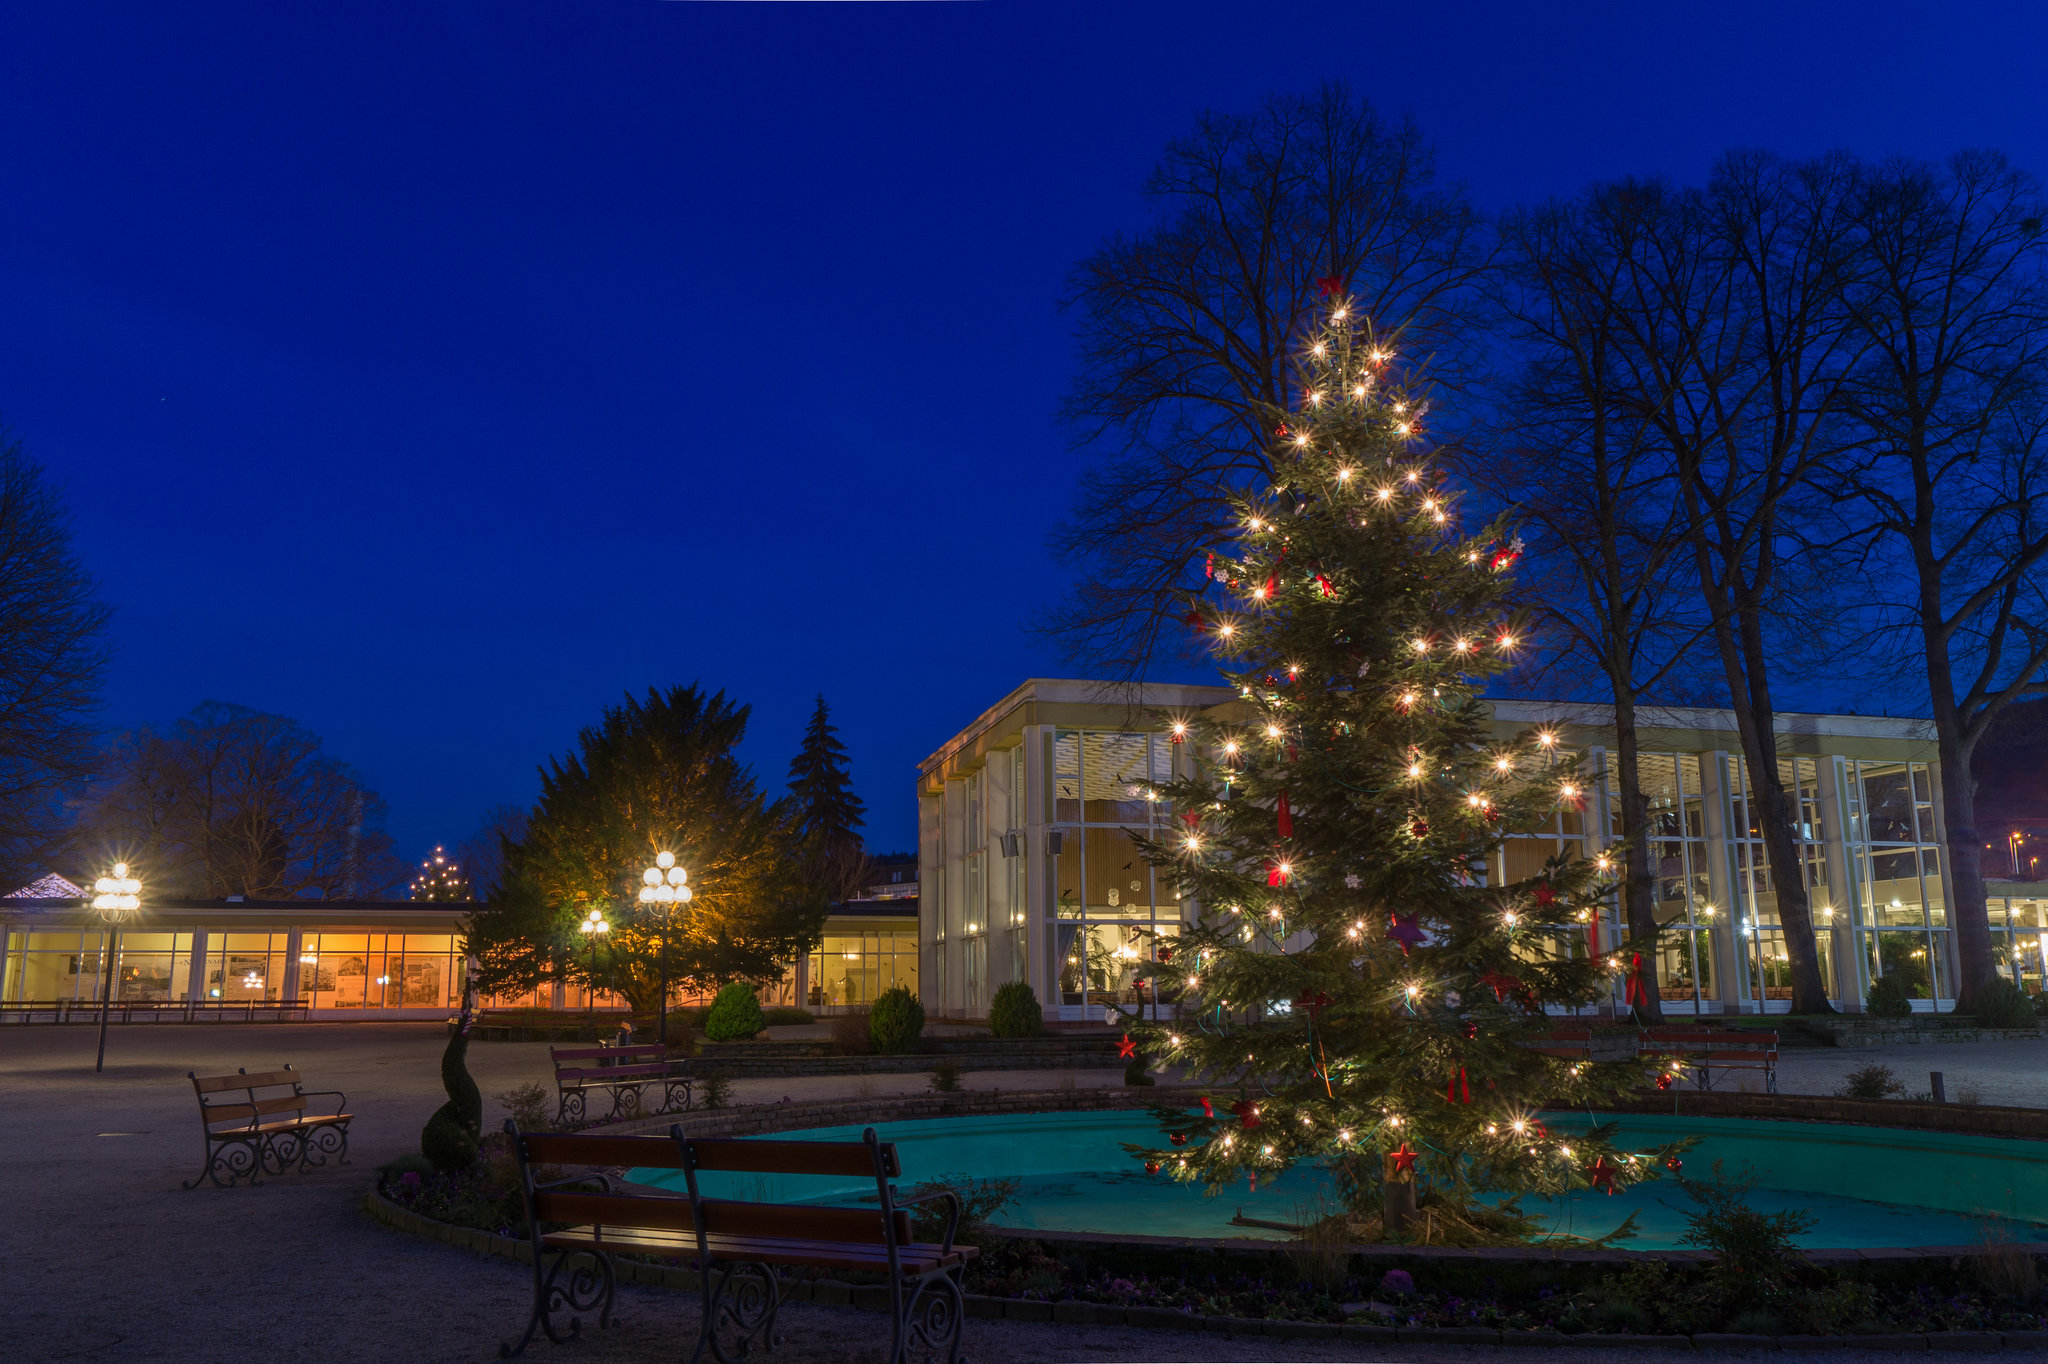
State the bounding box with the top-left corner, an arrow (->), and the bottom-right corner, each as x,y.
917,680 -> 2047,1023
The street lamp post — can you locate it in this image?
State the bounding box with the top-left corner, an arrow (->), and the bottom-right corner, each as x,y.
92,863 -> 142,1074
578,908 -> 609,1025
639,852 -> 692,1045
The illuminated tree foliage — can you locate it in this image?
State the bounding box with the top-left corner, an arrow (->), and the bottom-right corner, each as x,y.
1135,292 -> 1681,1236
466,685 -> 826,1010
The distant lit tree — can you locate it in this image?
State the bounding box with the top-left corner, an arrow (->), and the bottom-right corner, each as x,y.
410,846 -> 470,901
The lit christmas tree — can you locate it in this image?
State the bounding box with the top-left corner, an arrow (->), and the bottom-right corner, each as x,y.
411,846 -> 470,902
1139,286 -> 1681,1241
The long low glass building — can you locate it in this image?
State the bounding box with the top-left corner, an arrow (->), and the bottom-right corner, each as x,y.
917,679 -> 2037,1022
0,895 -> 474,1018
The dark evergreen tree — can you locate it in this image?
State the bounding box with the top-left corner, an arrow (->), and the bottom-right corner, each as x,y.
1136,289 -> 1682,1241
410,845 -> 469,901
787,695 -> 868,902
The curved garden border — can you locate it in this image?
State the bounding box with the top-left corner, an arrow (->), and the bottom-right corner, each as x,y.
370,1085 -> 2048,1348
364,1185 -> 2048,1352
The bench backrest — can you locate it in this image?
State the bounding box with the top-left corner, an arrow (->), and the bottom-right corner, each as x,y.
1638,1031 -> 1777,1056
189,1066 -> 308,1131
504,1121 -> 922,1261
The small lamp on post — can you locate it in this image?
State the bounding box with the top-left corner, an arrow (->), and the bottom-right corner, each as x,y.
639,852 -> 691,1044
578,908 -> 609,1024
92,863 -> 142,1074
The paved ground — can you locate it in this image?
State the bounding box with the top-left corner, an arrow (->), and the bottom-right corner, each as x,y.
3,1022 -> 2041,1363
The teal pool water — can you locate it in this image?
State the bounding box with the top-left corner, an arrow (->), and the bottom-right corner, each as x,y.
630,1110 -> 2048,1249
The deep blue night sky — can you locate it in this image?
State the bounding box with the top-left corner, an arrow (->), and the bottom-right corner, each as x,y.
0,1 -> 2042,867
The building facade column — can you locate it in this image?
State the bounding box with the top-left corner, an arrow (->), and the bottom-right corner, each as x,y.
1697,752 -> 1748,1014
1817,756 -> 1864,1009
281,927 -> 304,1002
186,927 -> 210,1004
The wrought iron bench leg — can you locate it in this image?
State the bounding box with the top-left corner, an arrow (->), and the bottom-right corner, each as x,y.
893,1267 -> 966,1364
502,1247 -> 613,1357
691,1260 -> 780,1364
185,1133 -> 264,1188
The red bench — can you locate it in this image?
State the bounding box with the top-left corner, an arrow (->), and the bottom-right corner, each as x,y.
500,1122 -> 976,1364
1637,1029 -> 1778,1093
550,1043 -> 692,1125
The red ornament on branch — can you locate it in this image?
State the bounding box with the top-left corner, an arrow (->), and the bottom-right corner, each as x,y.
1316,274 -> 1347,298
1388,1143 -> 1419,1176
1266,860 -> 1292,887
1116,1033 -> 1137,1061
1445,1067 -> 1471,1105
1276,790 -> 1293,839
1199,1096 -> 1214,1118
1231,1099 -> 1262,1130
1624,953 -> 1648,1010
1533,883 -> 1557,908
1313,573 -> 1336,599
1588,1157 -> 1619,1195
1389,912 -> 1424,955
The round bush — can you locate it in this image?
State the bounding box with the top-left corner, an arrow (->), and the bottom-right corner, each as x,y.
1972,977 -> 2039,1029
703,982 -> 766,1041
869,984 -> 926,1054
987,981 -> 1042,1038
1865,972 -> 1913,1018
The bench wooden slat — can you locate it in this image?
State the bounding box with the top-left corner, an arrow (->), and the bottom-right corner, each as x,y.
534,1190 -> 698,1231
238,1069 -> 300,1088
520,1133 -> 687,1169
700,1198 -> 908,1245
539,1225 -> 975,1272
689,1138 -> 896,1178
193,1073 -> 260,1094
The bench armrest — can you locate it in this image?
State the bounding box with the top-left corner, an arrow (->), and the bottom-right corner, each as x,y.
297,1089 -> 348,1115
893,1188 -> 962,1254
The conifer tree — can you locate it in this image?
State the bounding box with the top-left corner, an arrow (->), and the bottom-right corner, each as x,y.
1138,288 -> 1681,1237
787,695 -> 868,902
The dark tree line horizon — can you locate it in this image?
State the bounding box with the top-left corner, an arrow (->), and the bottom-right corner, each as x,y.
1049,82 -> 2048,1014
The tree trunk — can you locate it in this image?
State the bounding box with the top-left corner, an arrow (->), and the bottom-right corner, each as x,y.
1934,727 -> 1995,1009
1730,606 -> 1835,1015
1611,693 -> 1665,1024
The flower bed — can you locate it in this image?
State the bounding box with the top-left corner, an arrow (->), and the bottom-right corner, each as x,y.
373,1157 -> 2047,1339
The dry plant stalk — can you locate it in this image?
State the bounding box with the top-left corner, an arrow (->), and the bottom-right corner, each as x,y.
1972,1221 -> 2039,1298
1284,1197 -> 1353,1290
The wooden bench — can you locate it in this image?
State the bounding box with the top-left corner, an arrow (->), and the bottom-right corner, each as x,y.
1637,1029 -> 1779,1093
501,1121 -> 976,1364
184,1065 -> 351,1188
1522,1028 -> 1593,1063
550,1043 -> 692,1126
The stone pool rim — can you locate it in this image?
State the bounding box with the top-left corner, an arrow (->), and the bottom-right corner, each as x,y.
601,1083 -> 2048,1265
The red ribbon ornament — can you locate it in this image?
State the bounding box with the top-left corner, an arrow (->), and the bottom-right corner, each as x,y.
1445,1067 -> 1471,1104
1316,274 -> 1347,298
1624,953 -> 1647,1009
1276,790 -> 1293,839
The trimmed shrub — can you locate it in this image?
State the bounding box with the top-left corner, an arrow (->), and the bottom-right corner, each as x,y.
762,1006 -> 815,1027
869,984 -> 926,1054
1865,973 -> 1913,1018
421,1022 -> 484,1169
1838,1062 -> 1903,1100
1972,977 -> 2038,1029
987,981 -> 1043,1038
703,983 -> 765,1041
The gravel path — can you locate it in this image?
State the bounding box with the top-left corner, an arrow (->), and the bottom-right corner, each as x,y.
2,1022 -> 2038,1363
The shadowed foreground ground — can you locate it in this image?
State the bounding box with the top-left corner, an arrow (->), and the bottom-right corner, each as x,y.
4,1022 -> 2039,1362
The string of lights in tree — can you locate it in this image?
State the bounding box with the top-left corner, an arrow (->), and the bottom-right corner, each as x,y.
411,846 -> 469,902
1131,287 -> 1685,1226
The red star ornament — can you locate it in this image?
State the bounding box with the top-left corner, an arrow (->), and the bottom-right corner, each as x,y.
1388,1143 -> 1419,1177
1116,1033 -> 1137,1061
1588,1157 -> 1619,1195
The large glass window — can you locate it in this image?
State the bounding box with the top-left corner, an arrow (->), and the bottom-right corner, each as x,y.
806,924 -> 918,1009
1846,760 -> 1951,1010
1729,757 -> 1834,1011
1049,730 -> 1177,1017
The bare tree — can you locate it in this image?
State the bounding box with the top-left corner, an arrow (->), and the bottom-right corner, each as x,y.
1045,82 -> 1491,677
455,802 -> 529,902
0,427 -> 110,887
79,701 -> 403,898
1823,151 -> 2048,1008
1481,182 -> 1714,1023
1645,152 -> 1871,1015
